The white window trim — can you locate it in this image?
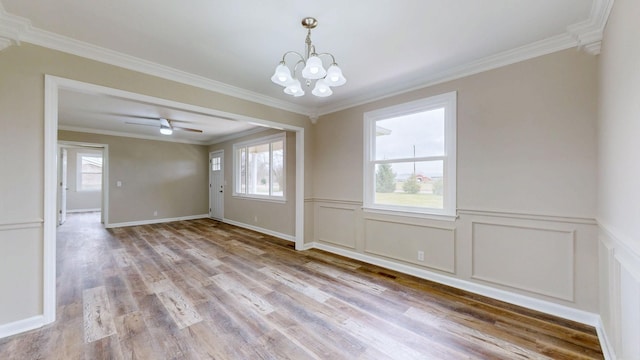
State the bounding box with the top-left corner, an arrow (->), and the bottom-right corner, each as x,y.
232,132 -> 286,202
76,152 -> 103,192
363,91 -> 457,219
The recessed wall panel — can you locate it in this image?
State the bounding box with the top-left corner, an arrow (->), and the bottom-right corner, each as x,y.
472,222 -> 574,301
0,223 -> 43,324
317,205 -> 356,249
364,219 -> 455,273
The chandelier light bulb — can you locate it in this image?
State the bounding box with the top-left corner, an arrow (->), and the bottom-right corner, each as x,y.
271,63 -> 293,86
302,55 -> 327,80
325,64 -> 346,87
284,79 -> 305,97
312,79 -> 333,97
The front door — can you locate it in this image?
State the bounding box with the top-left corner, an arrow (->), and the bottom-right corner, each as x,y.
209,151 -> 224,220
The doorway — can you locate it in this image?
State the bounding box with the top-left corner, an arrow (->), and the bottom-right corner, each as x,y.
57,142 -> 108,226
209,150 -> 224,220
44,75 -> 305,328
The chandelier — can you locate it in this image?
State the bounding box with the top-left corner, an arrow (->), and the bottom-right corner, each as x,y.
271,17 -> 347,98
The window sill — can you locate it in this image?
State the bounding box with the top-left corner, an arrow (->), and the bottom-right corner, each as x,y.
363,206 -> 458,222
232,195 -> 287,204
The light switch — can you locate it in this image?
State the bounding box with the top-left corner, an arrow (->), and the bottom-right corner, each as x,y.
116,180 -> 122,187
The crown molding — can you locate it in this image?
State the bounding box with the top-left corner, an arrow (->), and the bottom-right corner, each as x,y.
206,127 -> 268,146
1,1 -> 614,119
567,0 -> 614,55
313,0 -> 615,117
313,32 -> 578,116
0,3 -> 309,116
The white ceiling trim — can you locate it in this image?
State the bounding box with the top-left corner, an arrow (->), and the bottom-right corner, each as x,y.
1,1 -> 613,119
0,3 -> 310,117
314,0 -> 614,116
59,124 -> 270,146
58,125 -> 211,146
314,32 -> 578,116
567,0 -> 614,55
206,127 -> 270,146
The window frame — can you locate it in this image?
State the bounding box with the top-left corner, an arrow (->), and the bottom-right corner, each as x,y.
232,132 -> 286,202
363,91 -> 457,219
76,152 -> 103,192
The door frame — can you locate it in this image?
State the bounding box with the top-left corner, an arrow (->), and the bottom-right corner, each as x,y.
208,150 -> 224,220
44,75 -> 305,326
57,147 -> 68,226
57,142 -> 109,224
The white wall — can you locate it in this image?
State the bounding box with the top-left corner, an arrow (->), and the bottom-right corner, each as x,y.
312,48 -> 599,319
598,0 -> 640,358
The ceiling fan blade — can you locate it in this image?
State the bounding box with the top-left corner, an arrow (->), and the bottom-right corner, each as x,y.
159,118 -> 171,128
125,121 -> 158,127
172,126 -> 203,133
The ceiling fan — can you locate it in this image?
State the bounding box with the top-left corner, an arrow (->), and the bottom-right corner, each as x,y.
122,115 -> 203,135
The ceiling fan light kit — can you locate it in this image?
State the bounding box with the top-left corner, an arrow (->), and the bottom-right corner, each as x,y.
159,124 -> 173,135
123,114 -> 203,135
271,17 -> 347,98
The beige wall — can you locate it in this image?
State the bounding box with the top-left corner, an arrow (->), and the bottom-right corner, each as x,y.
209,129 -> 296,237
59,131 -> 209,224
0,43 -> 310,327
312,48 -> 599,313
64,147 -> 102,211
598,0 -> 640,358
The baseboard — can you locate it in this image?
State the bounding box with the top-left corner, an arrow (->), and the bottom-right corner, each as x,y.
301,242 -> 315,250
66,208 -> 101,214
0,315 -> 45,339
105,214 -> 208,228
311,242 -> 601,327
221,218 -> 295,242
595,317 -> 617,360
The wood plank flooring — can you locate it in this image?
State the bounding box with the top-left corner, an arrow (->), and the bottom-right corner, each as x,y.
0,212 -> 604,359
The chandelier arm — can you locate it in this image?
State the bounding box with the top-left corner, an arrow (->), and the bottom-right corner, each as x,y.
316,52 -> 337,64
281,51 -> 305,63
293,59 -> 306,74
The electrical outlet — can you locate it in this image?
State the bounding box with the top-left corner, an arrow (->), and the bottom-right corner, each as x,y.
254,216 -> 258,223
153,210 -> 158,216
417,251 -> 425,261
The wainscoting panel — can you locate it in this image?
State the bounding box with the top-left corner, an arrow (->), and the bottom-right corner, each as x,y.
600,223 -> 640,360
364,219 -> 455,273
472,222 -> 575,301
618,262 -> 640,359
307,200 -> 602,344
0,220 -> 44,328
317,204 -> 357,249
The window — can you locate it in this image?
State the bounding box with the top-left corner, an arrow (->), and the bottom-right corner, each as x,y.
211,156 -> 221,171
364,92 -> 456,218
233,133 -> 286,200
77,153 -> 103,191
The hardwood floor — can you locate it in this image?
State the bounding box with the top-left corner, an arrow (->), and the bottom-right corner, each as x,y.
0,212 -> 603,359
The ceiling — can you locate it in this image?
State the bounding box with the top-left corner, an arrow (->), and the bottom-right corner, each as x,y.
0,1 -> 608,143
58,90 -> 266,145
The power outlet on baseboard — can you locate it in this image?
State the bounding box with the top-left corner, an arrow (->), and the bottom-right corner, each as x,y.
417,250 -> 425,261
